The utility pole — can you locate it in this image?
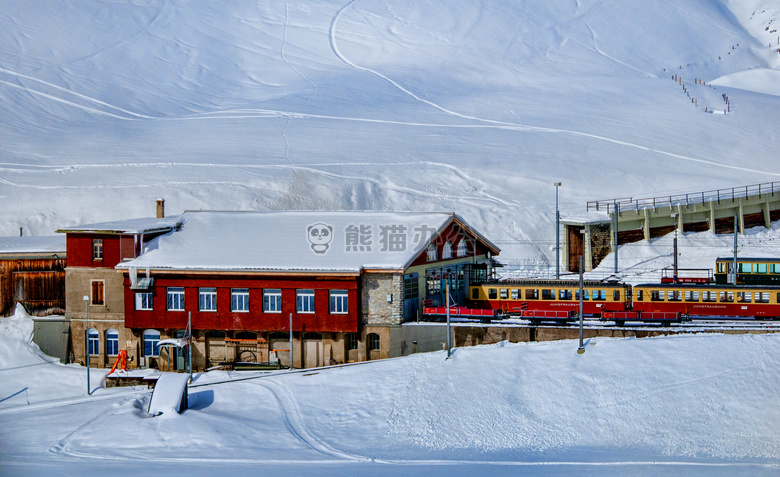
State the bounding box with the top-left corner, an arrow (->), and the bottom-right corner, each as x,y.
188,312 -> 193,380
577,256 -> 585,354
445,277 -> 452,359
289,313 -> 294,370
83,296 -> 90,395
613,203 -> 620,274
732,214 -> 738,285
672,213 -> 679,283
554,182 -> 562,279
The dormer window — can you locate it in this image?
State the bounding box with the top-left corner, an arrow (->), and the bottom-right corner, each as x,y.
93,239 -> 103,260
426,243 -> 438,262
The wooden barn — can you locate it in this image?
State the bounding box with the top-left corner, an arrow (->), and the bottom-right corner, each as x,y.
0,236 -> 66,317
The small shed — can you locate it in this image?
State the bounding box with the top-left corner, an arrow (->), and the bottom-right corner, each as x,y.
0,236 -> 66,317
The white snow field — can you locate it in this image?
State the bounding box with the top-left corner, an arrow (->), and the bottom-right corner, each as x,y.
3,1 -> 780,475
1,0 -> 779,262
2,305 -> 780,476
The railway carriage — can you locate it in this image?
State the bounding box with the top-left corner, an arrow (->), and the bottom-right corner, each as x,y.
632,283 -> 780,319
714,257 -> 780,285
469,279 -> 632,317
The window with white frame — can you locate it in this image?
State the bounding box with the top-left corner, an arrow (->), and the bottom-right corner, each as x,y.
263,289 -> 282,313
143,329 -> 160,357
106,329 -> 119,356
427,243 -> 438,262
297,289 -> 315,313
92,239 -> 103,260
330,290 -> 348,314
199,287 -> 217,311
135,292 -> 153,310
167,287 -> 185,311
87,328 -> 99,355
442,241 -> 453,260
457,240 -> 468,257
231,288 -> 249,312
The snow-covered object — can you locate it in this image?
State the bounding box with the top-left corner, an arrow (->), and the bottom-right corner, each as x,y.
57,216 -> 184,235
118,210 -> 494,272
147,373 -> 189,416
0,304 -> 54,369
0,236 -> 65,254
157,338 -> 188,349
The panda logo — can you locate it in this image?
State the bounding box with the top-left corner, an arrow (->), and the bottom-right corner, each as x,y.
307,223 -> 333,254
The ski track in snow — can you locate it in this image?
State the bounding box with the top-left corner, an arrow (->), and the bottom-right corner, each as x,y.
0,3 -> 774,179
0,160 -> 521,208
327,0 -> 780,178
279,0 -> 319,166
31,368 -> 780,470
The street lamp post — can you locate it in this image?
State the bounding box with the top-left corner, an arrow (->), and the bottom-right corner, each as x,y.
577,255 -> 585,354
83,295 -> 90,395
671,213 -> 679,283
554,182 -> 562,279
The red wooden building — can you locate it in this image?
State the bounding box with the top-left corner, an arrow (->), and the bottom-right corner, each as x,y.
60,209 -> 499,370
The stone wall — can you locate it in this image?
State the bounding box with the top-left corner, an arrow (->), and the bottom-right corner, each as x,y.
361,272 -> 403,326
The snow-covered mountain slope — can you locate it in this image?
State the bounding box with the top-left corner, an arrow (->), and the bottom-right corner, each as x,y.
1,0 -> 779,262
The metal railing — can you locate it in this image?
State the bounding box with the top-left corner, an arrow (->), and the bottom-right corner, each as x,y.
587,181 -> 779,214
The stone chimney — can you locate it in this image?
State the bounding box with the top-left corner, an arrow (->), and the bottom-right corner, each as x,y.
156,199 -> 165,218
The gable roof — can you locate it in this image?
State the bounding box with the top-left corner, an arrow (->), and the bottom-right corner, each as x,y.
0,236 -> 66,255
116,210 -> 499,273
56,216 -> 184,235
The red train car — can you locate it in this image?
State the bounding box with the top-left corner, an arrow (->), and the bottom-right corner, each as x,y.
632,283 -> 780,319
469,280 -> 632,317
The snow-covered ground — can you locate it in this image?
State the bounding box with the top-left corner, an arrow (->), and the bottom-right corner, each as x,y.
1,0 -> 779,263
3,2 -> 780,474
2,303 -> 779,476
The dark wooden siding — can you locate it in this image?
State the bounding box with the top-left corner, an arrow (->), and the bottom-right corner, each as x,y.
0,258 -> 66,316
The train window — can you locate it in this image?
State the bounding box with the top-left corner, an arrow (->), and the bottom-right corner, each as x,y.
559,289 -> 572,300
684,291 -> 700,301
472,288 -> 480,300
488,289 -> 497,299
772,265 -> 780,274
636,289 -> 643,301
702,291 -> 717,302
737,292 -> 752,303
668,290 -> 681,302
738,263 -> 752,273
757,263 -> 767,274
719,291 -> 734,303
511,289 -> 519,300
650,290 -> 665,301
541,289 -> 555,300
575,289 -> 590,300
525,289 -> 538,300
596,290 -> 607,300
613,290 -> 620,301
756,292 -> 769,303
716,262 -> 725,273
500,289 -> 508,299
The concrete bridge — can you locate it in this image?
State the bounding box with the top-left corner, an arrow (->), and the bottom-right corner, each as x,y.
562,181 -> 780,272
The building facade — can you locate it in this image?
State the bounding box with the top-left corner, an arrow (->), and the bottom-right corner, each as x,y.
60,210 -> 499,371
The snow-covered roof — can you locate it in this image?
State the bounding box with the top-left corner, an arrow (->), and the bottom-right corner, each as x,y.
118,211 -> 498,273
560,211 -> 612,226
0,236 -> 66,255
57,216 -> 184,235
